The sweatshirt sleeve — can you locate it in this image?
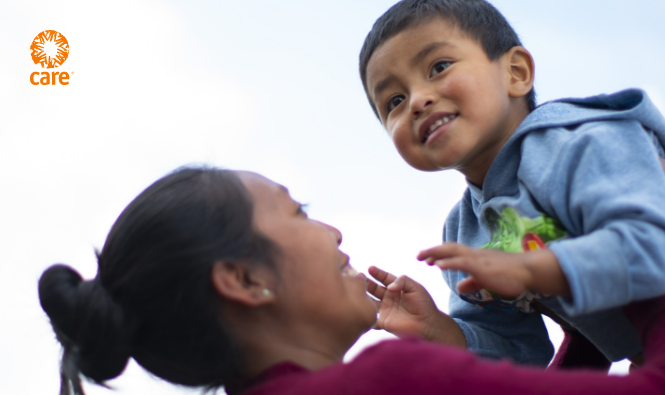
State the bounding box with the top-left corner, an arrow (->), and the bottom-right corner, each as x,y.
448,291 -> 553,366
520,119 -> 665,316
443,203 -> 553,365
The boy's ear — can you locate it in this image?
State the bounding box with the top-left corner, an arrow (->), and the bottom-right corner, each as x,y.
506,46 -> 535,99
211,261 -> 275,307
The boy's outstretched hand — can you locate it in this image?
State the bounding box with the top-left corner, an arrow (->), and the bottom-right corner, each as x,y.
417,243 -> 571,298
366,266 -> 466,348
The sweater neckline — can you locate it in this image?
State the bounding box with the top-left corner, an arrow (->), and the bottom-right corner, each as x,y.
226,361 -> 306,395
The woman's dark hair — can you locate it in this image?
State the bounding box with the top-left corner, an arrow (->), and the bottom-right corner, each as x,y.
359,0 -> 537,118
38,167 -> 278,394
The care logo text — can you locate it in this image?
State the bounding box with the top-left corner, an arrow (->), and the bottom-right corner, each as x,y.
30,30 -> 72,86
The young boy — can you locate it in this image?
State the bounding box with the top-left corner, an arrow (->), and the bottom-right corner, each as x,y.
360,0 -> 665,366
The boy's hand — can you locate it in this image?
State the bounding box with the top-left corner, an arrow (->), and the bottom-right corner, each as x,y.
366,266 -> 466,348
417,243 -> 571,298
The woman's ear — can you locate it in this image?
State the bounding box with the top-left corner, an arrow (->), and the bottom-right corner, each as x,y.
211,261 -> 275,307
506,46 -> 535,99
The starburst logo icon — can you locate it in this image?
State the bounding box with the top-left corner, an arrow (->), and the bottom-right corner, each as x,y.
30,30 -> 69,69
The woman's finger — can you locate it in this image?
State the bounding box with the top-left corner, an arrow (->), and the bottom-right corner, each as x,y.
372,313 -> 384,330
366,277 -> 387,300
387,275 -> 422,294
372,299 -> 383,330
368,266 -> 398,287
372,298 -> 381,309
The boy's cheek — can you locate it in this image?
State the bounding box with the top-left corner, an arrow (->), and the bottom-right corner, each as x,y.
388,121 -> 437,171
393,138 -> 436,171
389,127 -> 412,158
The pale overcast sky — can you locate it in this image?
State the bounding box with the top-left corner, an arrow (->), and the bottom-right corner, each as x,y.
1,0 -> 664,393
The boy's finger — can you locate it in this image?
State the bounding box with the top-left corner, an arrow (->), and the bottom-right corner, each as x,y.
417,243 -> 467,261
456,277 -> 482,294
457,277 -> 523,297
368,266 -> 398,287
433,256 -> 478,274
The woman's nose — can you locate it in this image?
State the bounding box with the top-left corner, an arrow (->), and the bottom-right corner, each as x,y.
324,223 -> 342,246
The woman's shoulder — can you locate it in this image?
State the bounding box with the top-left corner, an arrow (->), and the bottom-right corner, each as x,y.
349,337 -> 472,365
240,338 -> 476,395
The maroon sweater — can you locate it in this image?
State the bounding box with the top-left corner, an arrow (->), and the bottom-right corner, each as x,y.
229,297 -> 665,395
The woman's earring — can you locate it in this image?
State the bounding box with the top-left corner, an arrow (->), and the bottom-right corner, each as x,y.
262,289 -> 271,296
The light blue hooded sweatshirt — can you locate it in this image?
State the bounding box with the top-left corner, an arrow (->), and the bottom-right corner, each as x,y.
443,89 -> 665,365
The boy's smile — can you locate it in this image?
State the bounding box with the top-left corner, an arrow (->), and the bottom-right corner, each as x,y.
366,19 -> 533,185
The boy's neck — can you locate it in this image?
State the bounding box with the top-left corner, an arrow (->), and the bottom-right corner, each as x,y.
461,104 -> 530,188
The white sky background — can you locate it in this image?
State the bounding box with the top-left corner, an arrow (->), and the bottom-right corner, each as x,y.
0,0 -> 664,393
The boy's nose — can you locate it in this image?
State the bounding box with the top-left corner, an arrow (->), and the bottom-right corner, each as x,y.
410,90 -> 437,119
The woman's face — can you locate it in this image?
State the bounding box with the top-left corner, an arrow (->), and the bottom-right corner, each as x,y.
236,171 -> 377,346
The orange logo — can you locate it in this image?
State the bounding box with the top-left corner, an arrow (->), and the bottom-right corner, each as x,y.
31,30 -> 69,68
30,30 -> 72,85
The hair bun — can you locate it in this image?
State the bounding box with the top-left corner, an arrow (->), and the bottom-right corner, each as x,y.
39,264 -> 135,392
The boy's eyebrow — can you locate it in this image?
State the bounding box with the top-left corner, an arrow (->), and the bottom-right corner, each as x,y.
371,41 -> 454,105
372,75 -> 398,105
411,41 -> 454,67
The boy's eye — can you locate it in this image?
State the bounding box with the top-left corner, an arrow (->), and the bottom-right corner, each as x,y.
385,95 -> 405,114
430,61 -> 451,78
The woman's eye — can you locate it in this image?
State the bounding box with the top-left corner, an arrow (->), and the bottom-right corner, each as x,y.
430,61 -> 451,77
296,203 -> 309,216
386,95 -> 405,114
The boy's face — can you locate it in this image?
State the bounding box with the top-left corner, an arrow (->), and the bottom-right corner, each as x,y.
366,19 -> 524,177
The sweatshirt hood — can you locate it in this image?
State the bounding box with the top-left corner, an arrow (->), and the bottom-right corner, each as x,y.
473,89 -> 665,205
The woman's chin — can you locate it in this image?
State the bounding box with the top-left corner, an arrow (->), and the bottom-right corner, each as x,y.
360,296 -> 380,332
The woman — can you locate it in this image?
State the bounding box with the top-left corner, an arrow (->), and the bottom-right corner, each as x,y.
39,167 -> 665,395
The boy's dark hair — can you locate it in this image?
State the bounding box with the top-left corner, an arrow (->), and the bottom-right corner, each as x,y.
38,166 -> 279,395
360,0 -> 536,118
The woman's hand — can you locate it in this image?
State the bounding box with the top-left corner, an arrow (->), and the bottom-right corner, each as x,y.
417,243 -> 571,298
366,266 -> 466,348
